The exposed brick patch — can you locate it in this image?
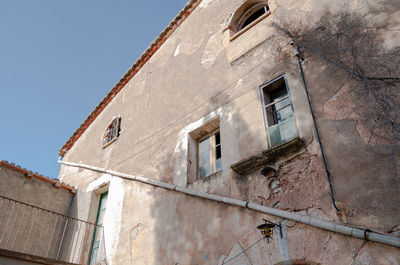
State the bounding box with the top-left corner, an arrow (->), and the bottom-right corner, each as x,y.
264,151 -> 328,212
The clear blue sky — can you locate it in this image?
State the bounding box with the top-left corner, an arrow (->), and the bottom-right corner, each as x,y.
0,0 -> 187,179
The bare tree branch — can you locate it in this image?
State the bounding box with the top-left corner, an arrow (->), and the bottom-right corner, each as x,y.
273,8 -> 400,169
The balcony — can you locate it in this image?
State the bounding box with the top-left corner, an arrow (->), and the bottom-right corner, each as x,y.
0,195 -> 103,265
231,137 -> 304,175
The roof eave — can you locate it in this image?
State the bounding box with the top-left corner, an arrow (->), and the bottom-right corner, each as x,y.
59,0 -> 202,157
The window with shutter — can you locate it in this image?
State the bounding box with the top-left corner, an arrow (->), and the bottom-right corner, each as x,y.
103,117 -> 121,147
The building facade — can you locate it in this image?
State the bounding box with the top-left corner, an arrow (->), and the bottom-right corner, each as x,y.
57,0 -> 400,264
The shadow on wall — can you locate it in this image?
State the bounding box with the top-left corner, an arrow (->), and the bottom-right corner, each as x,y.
147,90 -> 269,264
271,1 -> 400,232
120,3 -> 400,259
128,87 -> 331,264
127,43 -> 400,264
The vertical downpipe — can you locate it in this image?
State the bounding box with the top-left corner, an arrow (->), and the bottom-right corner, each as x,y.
294,45 -> 341,213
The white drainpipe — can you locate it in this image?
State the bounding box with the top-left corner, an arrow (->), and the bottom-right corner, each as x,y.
58,158 -> 400,248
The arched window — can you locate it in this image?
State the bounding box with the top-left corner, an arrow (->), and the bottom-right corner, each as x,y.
237,3 -> 269,31
226,0 -> 271,40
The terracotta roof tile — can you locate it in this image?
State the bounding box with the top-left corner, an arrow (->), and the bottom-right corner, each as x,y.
0,160 -> 77,193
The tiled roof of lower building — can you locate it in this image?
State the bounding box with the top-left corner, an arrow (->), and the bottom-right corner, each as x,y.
0,160 -> 76,193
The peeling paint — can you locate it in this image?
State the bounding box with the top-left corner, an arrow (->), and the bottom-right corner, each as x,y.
174,43 -> 181,56
199,0 -> 215,9
201,33 -> 224,69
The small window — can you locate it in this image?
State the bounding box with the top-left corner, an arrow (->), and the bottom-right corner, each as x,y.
187,118 -> 221,183
237,4 -> 269,31
261,76 -> 297,147
103,117 -> 121,147
226,0 -> 271,41
198,130 -> 222,179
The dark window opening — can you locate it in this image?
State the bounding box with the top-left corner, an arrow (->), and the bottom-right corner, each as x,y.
239,5 -> 269,31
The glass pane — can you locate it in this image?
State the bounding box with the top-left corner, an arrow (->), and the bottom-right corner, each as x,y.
199,137 -> 210,153
100,193 -> 108,210
274,97 -> 290,110
97,209 -> 106,226
93,230 -> 102,242
216,145 -> 221,159
265,106 -> 275,126
279,117 -> 297,142
216,158 -> 222,171
108,128 -> 113,141
90,193 -> 107,265
199,164 -> 211,178
215,132 -> 220,145
268,117 -> 297,147
93,241 -> 100,248
97,193 -> 108,225
199,151 -> 209,166
275,105 -> 293,123
90,248 -> 99,264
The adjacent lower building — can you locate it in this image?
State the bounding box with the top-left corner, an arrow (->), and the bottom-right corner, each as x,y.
0,160 -> 103,265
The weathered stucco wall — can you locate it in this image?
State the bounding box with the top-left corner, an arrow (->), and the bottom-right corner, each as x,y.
0,164 -> 81,263
58,0 -> 400,264
0,166 -> 74,214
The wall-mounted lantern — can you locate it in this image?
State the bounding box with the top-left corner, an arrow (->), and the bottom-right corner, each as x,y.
257,218 -> 282,242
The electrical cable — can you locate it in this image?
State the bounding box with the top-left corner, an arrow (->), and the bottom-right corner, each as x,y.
64,42 -> 290,170
221,236 -> 264,264
61,5 -> 400,208
63,6 -> 398,170
61,2 -> 398,168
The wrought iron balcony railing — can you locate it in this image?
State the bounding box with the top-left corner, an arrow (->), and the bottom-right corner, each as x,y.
0,195 -> 103,265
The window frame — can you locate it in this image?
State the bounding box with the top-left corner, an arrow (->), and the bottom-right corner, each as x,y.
228,0 -> 271,41
260,75 -> 298,147
102,116 -> 121,148
197,129 -> 222,179
89,192 -> 108,265
237,3 -> 270,31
